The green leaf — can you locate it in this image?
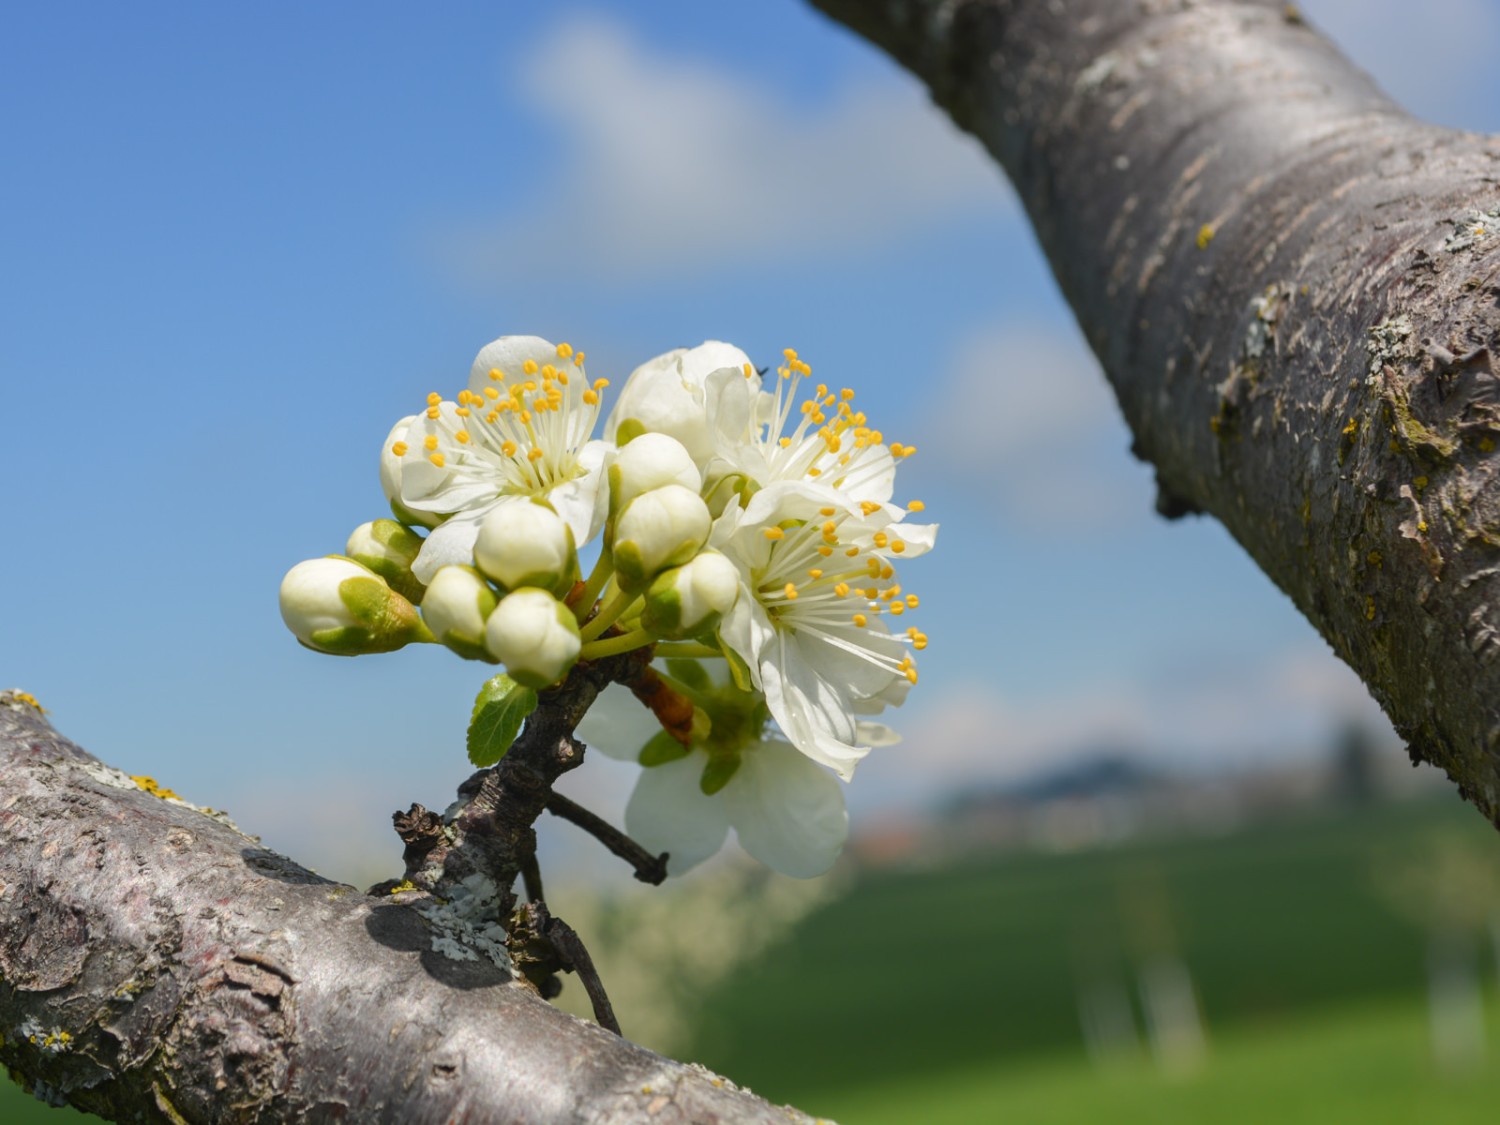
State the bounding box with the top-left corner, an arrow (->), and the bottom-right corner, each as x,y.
666,658 -> 711,692
639,729 -> 690,767
467,674 -> 538,767
700,752 -> 741,795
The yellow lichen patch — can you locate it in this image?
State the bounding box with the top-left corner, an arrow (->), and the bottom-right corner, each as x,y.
1364,596 -> 1376,622
388,879 -> 418,895
131,775 -> 181,801
9,691 -> 45,713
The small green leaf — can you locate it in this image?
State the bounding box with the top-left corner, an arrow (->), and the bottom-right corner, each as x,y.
467,674 -> 538,767
700,752 -> 741,795
666,658 -> 711,692
639,729 -> 690,767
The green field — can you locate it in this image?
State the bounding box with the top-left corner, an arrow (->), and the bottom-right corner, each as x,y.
686,797 -> 1500,1115
5,796 -> 1498,1122
821,998 -> 1500,1125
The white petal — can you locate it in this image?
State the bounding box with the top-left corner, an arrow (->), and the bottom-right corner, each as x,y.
411,509 -> 487,583
547,443 -> 610,547
762,629 -> 868,781
676,341 -> 753,384
724,741 -> 848,878
625,754 -> 730,876
467,336 -> 561,391
576,684 -> 664,761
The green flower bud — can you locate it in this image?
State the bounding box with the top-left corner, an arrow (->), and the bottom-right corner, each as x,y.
420,565 -> 499,662
346,519 -> 426,602
279,556 -> 431,656
484,587 -> 582,689
612,484 -> 711,590
609,432 -> 702,515
473,498 -> 579,597
641,550 -> 740,639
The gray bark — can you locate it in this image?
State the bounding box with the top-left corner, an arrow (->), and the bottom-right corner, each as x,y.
0,697 -> 813,1124
809,0 -> 1500,822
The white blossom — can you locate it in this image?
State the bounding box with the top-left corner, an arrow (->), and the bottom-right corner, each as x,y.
604,341 -> 754,465
387,337 -> 611,582
625,741 -> 848,878
711,481 -> 935,780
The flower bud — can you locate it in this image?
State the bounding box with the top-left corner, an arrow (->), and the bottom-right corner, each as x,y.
609,432 -> 702,514
346,519 -> 426,602
473,498 -> 579,597
420,565 -> 499,662
380,416 -> 443,528
641,550 -> 740,639
484,588 -> 583,688
605,342 -> 754,463
612,484 -> 711,589
279,556 -> 431,656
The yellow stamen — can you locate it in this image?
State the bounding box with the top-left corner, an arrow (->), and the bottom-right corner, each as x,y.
908,500 -> 926,512
556,342 -> 573,359
424,435 -> 439,452
528,448 -> 544,462
523,358 -> 538,375
891,540 -> 906,554
427,392 -> 441,406
808,569 -> 823,579
817,545 -> 834,557
454,430 -> 470,444
502,440 -> 518,456
764,527 -> 785,541
783,583 -> 798,600
853,613 -> 867,627
391,441 -> 408,457
429,452 -> 445,468
835,583 -> 850,597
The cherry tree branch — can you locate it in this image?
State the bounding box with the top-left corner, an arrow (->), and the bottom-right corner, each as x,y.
810,0 -> 1500,824
0,695 -> 814,1123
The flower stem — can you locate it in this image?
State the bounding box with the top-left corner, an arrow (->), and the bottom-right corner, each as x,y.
580,628 -> 655,661
653,642 -> 725,659
579,588 -> 639,643
572,548 -> 615,624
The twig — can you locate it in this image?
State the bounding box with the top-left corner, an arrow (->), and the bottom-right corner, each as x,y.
545,792 -> 670,885
544,911 -> 622,1036
520,850 -> 544,903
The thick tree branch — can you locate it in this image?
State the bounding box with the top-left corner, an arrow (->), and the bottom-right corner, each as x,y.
0,696 -> 815,1123
810,0 -> 1500,823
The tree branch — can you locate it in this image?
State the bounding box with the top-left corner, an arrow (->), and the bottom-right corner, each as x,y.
809,0 -> 1500,824
0,696 -> 815,1123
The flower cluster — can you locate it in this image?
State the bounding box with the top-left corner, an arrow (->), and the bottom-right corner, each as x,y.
280,336 -> 935,878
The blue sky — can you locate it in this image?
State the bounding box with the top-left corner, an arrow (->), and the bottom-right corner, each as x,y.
5,0 -> 1498,881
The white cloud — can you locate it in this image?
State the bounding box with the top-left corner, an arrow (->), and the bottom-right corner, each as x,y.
1298,0 -> 1500,130
850,639 -> 1395,813
434,14 -> 1011,283
911,318 -> 1155,530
